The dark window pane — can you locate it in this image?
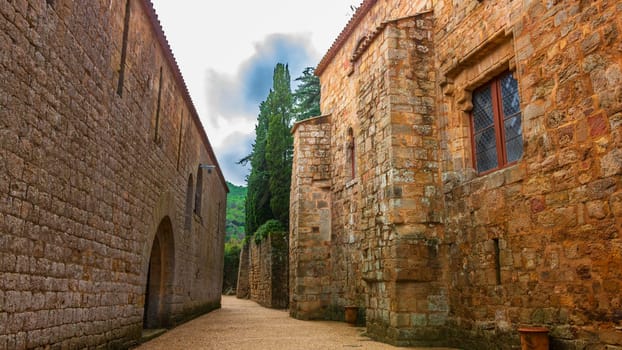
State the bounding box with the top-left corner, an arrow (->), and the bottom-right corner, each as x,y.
506,137 -> 523,163
473,86 -> 494,132
475,128 -> 498,172
504,115 -> 522,141
505,115 -> 523,163
501,73 -> 520,118
476,145 -> 499,173
475,127 -> 497,151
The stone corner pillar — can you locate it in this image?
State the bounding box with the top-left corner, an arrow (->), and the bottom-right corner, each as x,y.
289,115 -> 333,319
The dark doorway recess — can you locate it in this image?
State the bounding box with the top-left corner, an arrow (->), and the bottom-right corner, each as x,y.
144,217 -> 175,329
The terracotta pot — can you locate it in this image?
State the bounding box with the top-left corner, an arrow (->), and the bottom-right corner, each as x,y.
344,306 -> 358,324
518,327 -> 549,350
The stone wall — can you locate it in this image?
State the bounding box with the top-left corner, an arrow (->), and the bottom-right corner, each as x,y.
238,232 -> 288,309
0,0 -> 228,348
438,1 -> 622,349
235,243 -> 250,298
289,116 -> 332,319
291,0 -> 622,349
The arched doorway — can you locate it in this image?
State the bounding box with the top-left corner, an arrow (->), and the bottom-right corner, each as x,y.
144,217 -> 175,329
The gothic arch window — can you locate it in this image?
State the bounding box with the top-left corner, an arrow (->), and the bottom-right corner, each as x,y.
184,174 -> 193,229
346,127 -> 355,179
194,167 -> 203,216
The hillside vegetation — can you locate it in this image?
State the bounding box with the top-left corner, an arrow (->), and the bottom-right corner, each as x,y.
223,181 -> 246,293
226,181 -> 246,242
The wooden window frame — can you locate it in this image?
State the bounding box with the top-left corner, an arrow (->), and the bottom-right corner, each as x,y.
469,72 -> 521,175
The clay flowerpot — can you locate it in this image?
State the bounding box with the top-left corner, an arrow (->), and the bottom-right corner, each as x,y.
344,306 -> 358,324
518,327 -> 549,350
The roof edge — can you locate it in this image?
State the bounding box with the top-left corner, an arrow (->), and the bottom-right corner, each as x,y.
291,114 -> 331,134
140,0 -> 229,193
315,0 -> 378,76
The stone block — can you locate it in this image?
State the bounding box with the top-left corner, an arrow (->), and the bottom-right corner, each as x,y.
411,313 -> 427,327
601,148 -> 622,177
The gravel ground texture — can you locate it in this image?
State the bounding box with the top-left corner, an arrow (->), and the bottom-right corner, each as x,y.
134,295 -> 459,350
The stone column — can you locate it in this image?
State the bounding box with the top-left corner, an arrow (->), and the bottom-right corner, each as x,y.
361,12 -> 449,346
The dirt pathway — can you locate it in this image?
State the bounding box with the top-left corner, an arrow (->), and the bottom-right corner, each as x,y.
135,296 -> 459,350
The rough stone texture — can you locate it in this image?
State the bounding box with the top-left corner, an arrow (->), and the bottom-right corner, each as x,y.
236,242 -> 250,299
237,232 -> 288,309
291,0 -> 622,349
0,0 -> 228,349
290,116 -> 333,320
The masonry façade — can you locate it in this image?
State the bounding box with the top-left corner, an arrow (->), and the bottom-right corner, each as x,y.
290,0 -> 622,349
1,0 -> 228,348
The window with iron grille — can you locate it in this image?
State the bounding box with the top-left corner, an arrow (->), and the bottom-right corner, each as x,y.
471,71 -> 523,174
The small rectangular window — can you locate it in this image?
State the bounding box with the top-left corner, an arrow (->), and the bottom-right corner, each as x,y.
117,0 -> 131,96
347,128 -> 355,179
493,238 -> 501,285
154,67 -> 163,142
176,112 -> 184,170
471,71 -> 523,174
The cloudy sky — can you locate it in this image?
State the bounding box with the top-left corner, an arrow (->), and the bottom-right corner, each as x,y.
150,1 -> 358,185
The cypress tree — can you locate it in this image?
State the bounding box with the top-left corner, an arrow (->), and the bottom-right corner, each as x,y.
244,100 -> 273,235
244,63 -> 294,237
293,67 -> 321,121
265,64 -> 293,225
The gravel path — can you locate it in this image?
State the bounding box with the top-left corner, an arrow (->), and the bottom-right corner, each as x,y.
135,296 -> 459,350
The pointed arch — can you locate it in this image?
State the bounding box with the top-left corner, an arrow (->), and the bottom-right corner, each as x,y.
143,216 -> 175,329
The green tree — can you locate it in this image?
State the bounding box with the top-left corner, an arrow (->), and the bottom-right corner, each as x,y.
293,67 -> 321,121
265,63 -> 293,225
244,100 -> 273,235
244,63 -> 295,238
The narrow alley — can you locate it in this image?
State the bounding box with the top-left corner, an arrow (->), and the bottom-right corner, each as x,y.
135,296 -> 459,350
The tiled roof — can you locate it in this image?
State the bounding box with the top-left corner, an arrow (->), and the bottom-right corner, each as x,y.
140,0 -> 228,192
315,0 -> 378,76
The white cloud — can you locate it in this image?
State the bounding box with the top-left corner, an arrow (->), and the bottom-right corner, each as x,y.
151,0 -> 358,185
205,33 -> 317,127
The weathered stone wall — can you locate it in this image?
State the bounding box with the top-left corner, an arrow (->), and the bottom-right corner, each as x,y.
291,0 -> 622,349
289,116 -> 332,319
268,231 -> 289,309
235,243 -> 250,299
249,239 -> 270,306
0,0 -> 228,348
437,1 -> 622,349
239,233 -> 288,309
